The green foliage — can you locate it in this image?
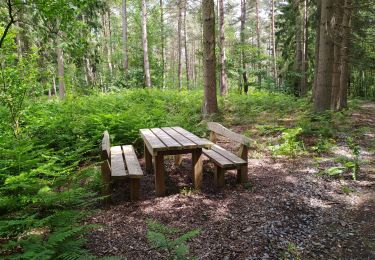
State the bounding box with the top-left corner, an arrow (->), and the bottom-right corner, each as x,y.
146,219 -> 200,260
270,127 -> 305,157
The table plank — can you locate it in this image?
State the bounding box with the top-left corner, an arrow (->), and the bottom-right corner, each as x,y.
171,127 -> 210,147
161,127 -> 196,148
150,128 -> 181,148
140,128 -> 166,154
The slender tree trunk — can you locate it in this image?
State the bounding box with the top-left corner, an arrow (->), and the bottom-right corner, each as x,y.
219,0 -> 228,95
178,0 -> 183,90
202,0 -> 218,115
312,0 -> 322,101
160,0 -> 166,88
56,32 -> 65,99
338,0 -> 353,110
141,0 -> 152,88
314,0 -> 335,112
122,0 -> 129,74
184,1 -> 190,89
331,1 -> 344,110
255,0 -> 261,87
300,0 -> 308,96
294,0 -> 303,96
53,75 -> 57,96
240,0 -> 249,94
271,0 -> 277,84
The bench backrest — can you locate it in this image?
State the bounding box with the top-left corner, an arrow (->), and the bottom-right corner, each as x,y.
102,130 -> 111,160
207,122 -> 252,160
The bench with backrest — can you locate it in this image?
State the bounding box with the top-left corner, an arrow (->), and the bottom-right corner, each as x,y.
203,122 -> 252,188
101,131 -> 143,201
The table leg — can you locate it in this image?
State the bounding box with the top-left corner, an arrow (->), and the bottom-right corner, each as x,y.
144,144 -> 152,174
154,154 -> 165,196
192,149 -> 203,190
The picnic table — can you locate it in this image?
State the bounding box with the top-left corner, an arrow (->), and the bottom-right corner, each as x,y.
140,127 -> 211,196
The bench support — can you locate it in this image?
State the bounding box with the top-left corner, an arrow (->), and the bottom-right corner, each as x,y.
174,154 -> 183,166
130,179 -> 140,201
192,149 -> 203,189
214,166 -> 225,188
101,160 -> 112,204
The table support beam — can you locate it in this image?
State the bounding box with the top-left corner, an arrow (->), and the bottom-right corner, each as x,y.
145,144 -> 153,174
154,154 -> 165,196
192,149 -> 203,189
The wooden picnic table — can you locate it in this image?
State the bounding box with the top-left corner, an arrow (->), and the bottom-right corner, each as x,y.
140,127 -> 211,197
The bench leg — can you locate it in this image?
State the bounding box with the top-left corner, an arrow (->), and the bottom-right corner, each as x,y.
174,155 -> 183,166
214,166 -> 225,189
154,154 -> 165,196
145,144 -> 152,174
101,160 -> 112,204
130,178 -> 141,201
237,164 -> 248,183
192,149 -> 203,190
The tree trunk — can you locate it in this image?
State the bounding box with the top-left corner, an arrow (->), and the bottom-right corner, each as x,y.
240,0 -> 249,94
300,0 -> 308,96
312,0 -> 322,101
184,1 -> 190,89
331,1 -> 344,110
202,0 -> 218,115
160,0 -> 165,88
122,0 -> 129,74
271,0 -> 277,84
255,0 -> 261,87
141,0 -> 152,88
294,0 -> 303,96
338,0 -> 353,110
56,32 -> 65,99
219,0 -> 228,95
178,0 -> 183,90
314,0 -> 335,112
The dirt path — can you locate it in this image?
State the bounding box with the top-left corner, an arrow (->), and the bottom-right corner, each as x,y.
87,103 -> 375,259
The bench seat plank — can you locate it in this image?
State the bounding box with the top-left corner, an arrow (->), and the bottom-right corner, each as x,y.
202,138 -> 247,165
122,145 -> 143,178
161,127 -> 196,148
150,128 -> 182,148
202,149 -> 234,168
110,146 -> 127,178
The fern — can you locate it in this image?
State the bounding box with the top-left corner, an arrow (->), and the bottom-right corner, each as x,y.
146,219 -> 200,260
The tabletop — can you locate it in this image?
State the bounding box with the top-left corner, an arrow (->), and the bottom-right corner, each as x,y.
140,127 -> 211,155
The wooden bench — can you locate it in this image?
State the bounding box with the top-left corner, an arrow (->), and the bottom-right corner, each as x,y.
203,122 -> 252,188
101,131 -> 143,201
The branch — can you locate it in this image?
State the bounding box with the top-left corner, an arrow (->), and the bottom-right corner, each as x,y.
0,0 -> 16,49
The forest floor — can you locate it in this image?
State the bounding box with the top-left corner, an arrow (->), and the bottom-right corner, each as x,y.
87,102 -> 375,260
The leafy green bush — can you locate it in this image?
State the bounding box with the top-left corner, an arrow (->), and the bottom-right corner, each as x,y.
270,127 -> 305,157
147,219 -> 200,260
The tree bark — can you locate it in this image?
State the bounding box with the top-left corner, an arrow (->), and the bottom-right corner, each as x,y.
202,0 -> 218,115
255,0 -> 261,87
122,0 -> 129,74
312,0 -> 322,101
300,0 -> 308,96
338,0 -> 353,110
314,0 -> 335,112
271,0 -> 277,85
294,0 -> 303,96
219,0 -> 228,95
240,0 -> 249,94
178,0 -> 183,90
184,1 -> 190,89
141,0 -> 152,88
160,0 -> 166,88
